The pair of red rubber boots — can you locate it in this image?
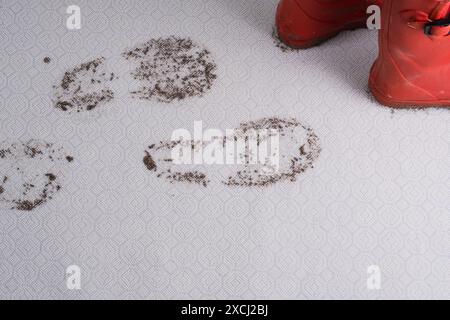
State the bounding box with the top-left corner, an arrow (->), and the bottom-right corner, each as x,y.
276,0 -> 450,108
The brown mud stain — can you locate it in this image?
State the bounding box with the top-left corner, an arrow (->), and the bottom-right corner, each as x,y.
0,140 -> 74,212
53,57 -> 118,113
142,117 -> 321,188
123,36 -> 217,103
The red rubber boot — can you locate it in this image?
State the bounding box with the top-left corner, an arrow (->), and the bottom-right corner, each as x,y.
276,0 -> 380,49
369,0 -> 450,108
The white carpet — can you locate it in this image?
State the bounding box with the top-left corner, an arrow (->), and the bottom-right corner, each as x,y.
0,0 -> 448,299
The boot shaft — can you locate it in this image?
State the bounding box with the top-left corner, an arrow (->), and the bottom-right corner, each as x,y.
379,0 -> 450,66
370,0 -> 450,106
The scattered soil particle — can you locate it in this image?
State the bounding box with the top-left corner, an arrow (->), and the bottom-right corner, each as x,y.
66,156 -> 74,162
53,57 -> 117,113
143,138 -> 211,187
143,146 -> 210,187
143,151 -> 157,171
300,145 -> 306,155
0,149 -> 11,159
15,200 -> 41,211
24,145 -> 44,158
43,57 -> 51,64
12,172 -> 61,211
164,171 -> 209,187
45,173 -> 56,181
223,117 -> 321,187
122,36 -> 217,103
0,140 -> 74,212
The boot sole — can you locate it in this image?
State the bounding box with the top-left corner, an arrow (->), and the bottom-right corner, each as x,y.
369,79 -> 450,109
277,22 -> 366,50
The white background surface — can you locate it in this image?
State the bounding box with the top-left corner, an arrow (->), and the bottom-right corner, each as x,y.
0,0 -> 449,299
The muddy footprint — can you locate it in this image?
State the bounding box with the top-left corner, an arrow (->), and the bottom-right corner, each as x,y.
143,117 -> 321,188
0,140 -> 74,211
122,36 -> 217,103
223,117 -> 321,187
53,57 -> 118,113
